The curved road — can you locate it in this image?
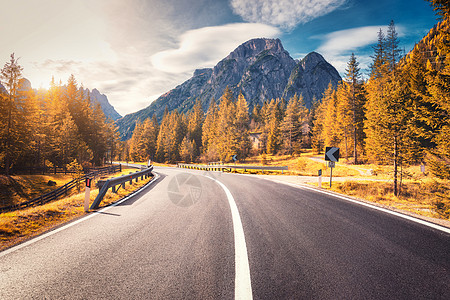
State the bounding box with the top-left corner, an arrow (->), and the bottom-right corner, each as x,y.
1,166 -> 449,299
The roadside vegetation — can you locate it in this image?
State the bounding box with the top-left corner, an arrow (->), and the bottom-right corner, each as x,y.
0,167 -> 153,251
329,179 -> 450,220
0,173 -> 74,208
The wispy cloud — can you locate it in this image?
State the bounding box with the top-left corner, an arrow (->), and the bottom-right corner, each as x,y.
229,0 -> 347,30
316,25 -> 404,75
317,26 -> 390,55
151,23 -> 280,73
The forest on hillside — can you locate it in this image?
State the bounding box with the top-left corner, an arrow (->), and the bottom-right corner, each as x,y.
1,1 -> 449,199
128,14 -> 449,195
0,61 -> 120,176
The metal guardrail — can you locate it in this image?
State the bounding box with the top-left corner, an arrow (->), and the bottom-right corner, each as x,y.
177,163 -> 288,173
90,165 -> 154,209
0,165 -> 122,212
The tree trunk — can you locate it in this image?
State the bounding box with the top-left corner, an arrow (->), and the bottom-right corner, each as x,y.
393,135 -> 398,196
353,125 -> 358,164
5,94 -> 13,176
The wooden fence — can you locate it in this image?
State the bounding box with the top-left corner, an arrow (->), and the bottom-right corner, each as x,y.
0,165 -> 122,213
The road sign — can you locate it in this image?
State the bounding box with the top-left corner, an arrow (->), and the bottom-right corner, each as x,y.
232,155 -> 237,162
325,147 -> 339,162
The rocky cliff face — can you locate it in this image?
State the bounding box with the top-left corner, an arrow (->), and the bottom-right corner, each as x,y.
79,87 -> 122,121
0,82 -> 6,94
89,88 -> 122,121
283,52 -> 341,103
117,38 -> 341,140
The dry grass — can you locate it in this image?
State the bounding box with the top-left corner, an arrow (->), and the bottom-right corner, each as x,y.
235,154 -> 361,177
0,173 -> 153,251
0,174 -> 74,208
326,179 -> 450,220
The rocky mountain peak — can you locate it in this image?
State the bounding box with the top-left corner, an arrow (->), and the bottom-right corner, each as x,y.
81,87 -> 122,121
18,78 -> 32,91
301,51 -> 327,71
116,38 -> 341,139
0,82 -> 6,94
228,38 -> 285,60
193,68 -> 213,77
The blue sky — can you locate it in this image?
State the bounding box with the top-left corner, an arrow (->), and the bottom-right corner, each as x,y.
0,0 -> 439,115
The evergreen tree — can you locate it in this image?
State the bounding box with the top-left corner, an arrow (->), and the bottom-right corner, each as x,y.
427,0 -> 450,19
180,136 -> 196,163
322,87 -> 340,147
310,96 -> 324,154
343,53 -> 365,163
187,99 -> 204,158
386,20 -> 402,74
235,92 -> 251,160
370,29 -> 387,79
216,87 -> 237,161
0,54 -> 23,175
202,99 -> 219,161
281,94 -> 302,155
265,99 -> 282,155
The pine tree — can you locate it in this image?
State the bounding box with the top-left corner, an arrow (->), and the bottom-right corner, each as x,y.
281,94 -> 302,155
202,99 -> 219,161
180,136 -> 196,163
216,87 -> 237,161
0,54 -> 23,175
386,20 -> 402,75
365,21 -> 417,195
427,0 -> 450,19
234,92 -> 251,160
343,53 -> 365,164
265,99 -> 282,155
370,29 -> 387,79
310,96 -> 324,154
311,82 -> 336,154
322,88 -> 340,148
187,99 -> 204,158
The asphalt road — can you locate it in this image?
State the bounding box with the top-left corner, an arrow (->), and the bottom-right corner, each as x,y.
1,166 -> 449,299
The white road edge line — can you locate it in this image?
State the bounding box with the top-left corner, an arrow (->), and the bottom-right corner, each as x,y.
0,173 -> 160,258
205,175 -> 253,300
265,178 -> 450,235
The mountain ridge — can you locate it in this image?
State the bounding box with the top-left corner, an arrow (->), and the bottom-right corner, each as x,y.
117,38 -> 341,140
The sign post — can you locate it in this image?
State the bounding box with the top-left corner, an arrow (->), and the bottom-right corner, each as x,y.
325,147 -> 339,188
318,169 -> 322,188
84,178 -> 92,212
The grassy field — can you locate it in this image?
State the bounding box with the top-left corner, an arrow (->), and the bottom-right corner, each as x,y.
0,167 -> 153,251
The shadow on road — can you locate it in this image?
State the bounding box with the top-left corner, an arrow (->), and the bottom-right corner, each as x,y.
115,172 -> 166,207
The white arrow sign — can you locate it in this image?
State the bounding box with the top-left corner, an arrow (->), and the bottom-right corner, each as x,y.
325,147 -> 339,162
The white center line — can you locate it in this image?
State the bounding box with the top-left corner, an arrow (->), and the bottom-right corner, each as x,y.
206,175 -> 253,300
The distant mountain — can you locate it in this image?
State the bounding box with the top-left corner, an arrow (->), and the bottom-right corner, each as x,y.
86,88 -> 122,121
1,78 -> 121,121
116,38 -> 341,140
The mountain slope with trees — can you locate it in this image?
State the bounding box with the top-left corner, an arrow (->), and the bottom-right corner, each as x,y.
116,38 -> 341,140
